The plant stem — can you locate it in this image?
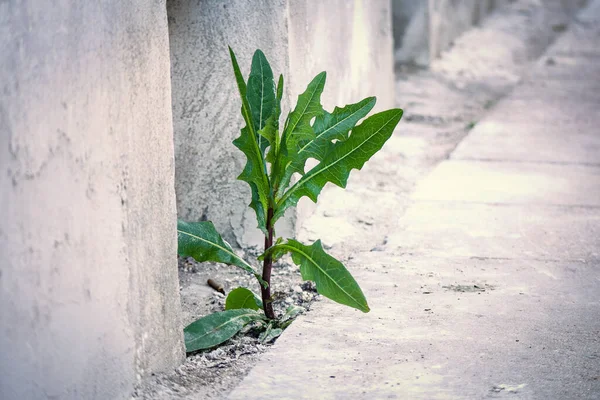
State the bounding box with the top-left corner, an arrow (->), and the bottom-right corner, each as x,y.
261,207 -> 276,319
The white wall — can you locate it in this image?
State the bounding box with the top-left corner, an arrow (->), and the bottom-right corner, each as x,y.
0,2 -> 183,399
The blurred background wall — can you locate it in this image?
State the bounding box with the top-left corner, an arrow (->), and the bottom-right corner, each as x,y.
393,0 -> 513,66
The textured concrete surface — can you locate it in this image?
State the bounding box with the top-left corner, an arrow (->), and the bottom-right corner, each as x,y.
170,0 -> 395,246
411,160 -> 600,206
452,120 -> 600,164
287,0 -> 396,232
288,0 -> 395,113
228,1 -> 599,398
0,2 -> 183,399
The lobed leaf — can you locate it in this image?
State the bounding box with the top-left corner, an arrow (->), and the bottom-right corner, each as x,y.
225,287 -> 263,311
279,97 -> 377,190
273,72 -> 326,194
269,239 -> 370,313
283,71 -> 326,143
274,108 -> 403,222
184,309 -> 265,352
296,97 -> 376,169
229,47 -> 271,233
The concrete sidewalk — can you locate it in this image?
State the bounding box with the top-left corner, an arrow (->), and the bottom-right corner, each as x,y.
228,2 -> 600,399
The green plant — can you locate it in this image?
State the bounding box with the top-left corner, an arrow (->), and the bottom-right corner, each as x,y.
178,48 -> 403,352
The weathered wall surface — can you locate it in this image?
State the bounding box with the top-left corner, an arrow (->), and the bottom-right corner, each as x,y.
168,0 -> 294,247
392,0 -> 430,65
287,0 -> 395,230
393,0 -> 512,66
288,0 -> 395,112
170,0 -> 396,245
0,1 -> 183,399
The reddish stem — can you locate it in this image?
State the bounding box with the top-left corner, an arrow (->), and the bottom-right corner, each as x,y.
261,207 -> 275,319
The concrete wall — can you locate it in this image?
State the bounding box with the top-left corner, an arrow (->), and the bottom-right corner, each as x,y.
0,1 -> 183,399
287,0 -> 395,227
288,0 -> 395,112
393,0 -> 512,66
170,0 -> 396,245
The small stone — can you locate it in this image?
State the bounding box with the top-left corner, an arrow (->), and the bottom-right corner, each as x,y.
285,297 -> 294,304
206,347 -> 225,360
293,285 -> 303,293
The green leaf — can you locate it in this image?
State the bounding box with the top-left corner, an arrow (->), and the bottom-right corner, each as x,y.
177,220 -> 265,286
274,108 -> 403,222
284,71 -> 326,143
262,74 -> 284,163
247,50 -> 276,151
184,309 -> 265,352
225,287 -> 263,311
269,240 -> 370,313
280,97 -> 377,188
258,322 -> 283,343
281,304 -> 305,323
273,72 -> 326,194
229,47 -> 271,233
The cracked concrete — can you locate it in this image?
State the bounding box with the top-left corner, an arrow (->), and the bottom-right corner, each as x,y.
228,1 -> 600,399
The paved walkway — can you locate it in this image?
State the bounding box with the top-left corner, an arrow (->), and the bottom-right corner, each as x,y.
229,2 -> 600,399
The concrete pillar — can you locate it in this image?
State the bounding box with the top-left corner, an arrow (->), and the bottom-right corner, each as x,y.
392,0 -> 430,66
428,0 -> 480,60
288,0 -> 395,112
287,0 -> 395,227
0,2 -> 184,399
393,0 -> 509,66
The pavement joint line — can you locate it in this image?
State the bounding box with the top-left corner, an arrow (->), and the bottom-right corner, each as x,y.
448,157 -> 600,168
377,252 -> 596,264
409,199 -> 600,210
550,51 -> 600,58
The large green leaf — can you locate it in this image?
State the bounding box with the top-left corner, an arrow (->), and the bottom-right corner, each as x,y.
225,287 -> 262,311
273,72 -> 326,194
229,47 -> 270,233
274,108 -> 403,222
269,239 -> 369,313
283,71 -> 326,143
184,309 -> 265,352
247,50 -> 276,151
177,220 -> 261,281
263,74 -> 284,164
279,97 -> 377,188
